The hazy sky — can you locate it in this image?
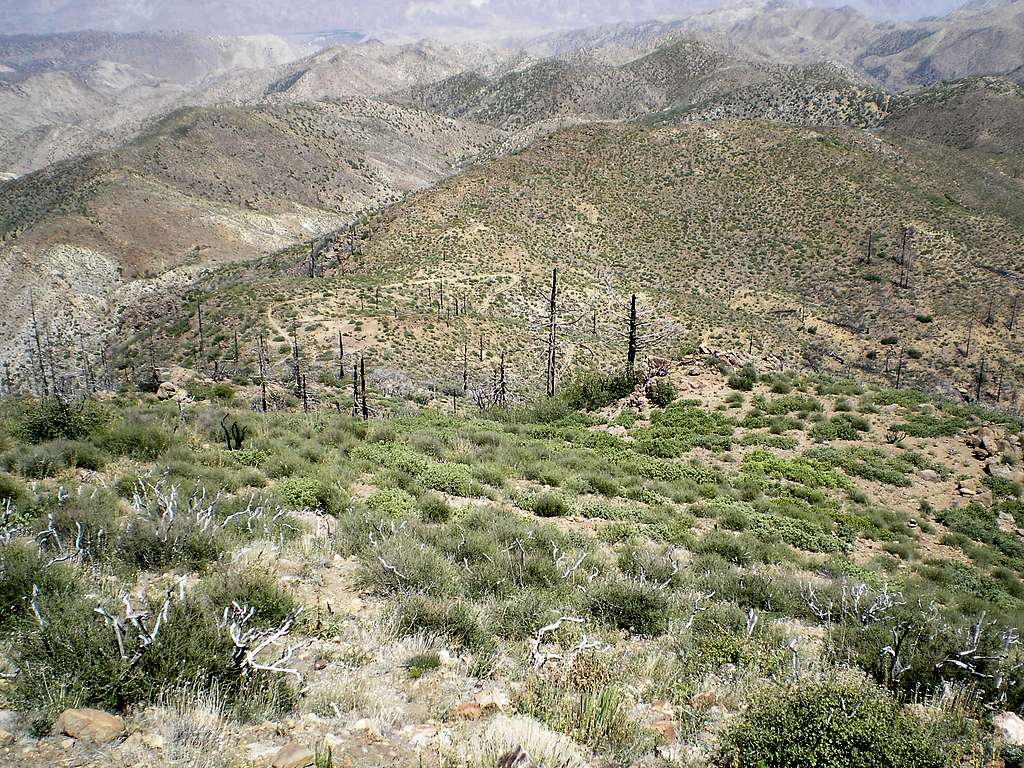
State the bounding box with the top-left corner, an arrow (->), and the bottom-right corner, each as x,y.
1,0 -> 973,37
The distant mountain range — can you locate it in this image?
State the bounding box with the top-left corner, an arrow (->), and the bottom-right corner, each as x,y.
0,0 -> 981,37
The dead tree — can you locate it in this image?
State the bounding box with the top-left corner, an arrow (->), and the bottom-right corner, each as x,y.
221,415 -> 248,450
894,348 -> 906,390
1008,296 -> 1020,332
196,300 -> 206,371
862,230 -> 875,265
627,294 -> 638,371
546,268 -> 558,397
976,355 -> 987,404
963,316 -> 975,359
359,355 -> 369,421
29,293 -> 49,395
256,334 -> 269,413
619,294 -> 679,375
351,361 -> 359,417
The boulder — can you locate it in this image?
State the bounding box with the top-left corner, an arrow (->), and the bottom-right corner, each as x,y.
995,711 -> 1024,746
271,743 -> 315,768
55,708 -> 125,744
156,381 -> 178,400
957,479 -> 979,496
916,469 -> 940,483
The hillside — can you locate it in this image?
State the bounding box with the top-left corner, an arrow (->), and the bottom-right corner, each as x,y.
883,76 -> 1024,167
0,99 -> 504,386
398,40 -> 889,131
97,121 -> 1024,425
1,351 -> 1024,766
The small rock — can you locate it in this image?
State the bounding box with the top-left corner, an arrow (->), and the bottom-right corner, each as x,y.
0,728 -> 13,747
156,381 -> 178,400
995,711 -> 1024,746
607,425 -> 627,437
271,742 -> 315,768
314,658 -> 328,671
56,708 -> 125,744
916,469 -> 940,483
957,479 -> 978,496
453,702 -> 482,721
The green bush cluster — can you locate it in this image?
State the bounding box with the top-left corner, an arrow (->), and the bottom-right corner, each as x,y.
717,679 -> 946,768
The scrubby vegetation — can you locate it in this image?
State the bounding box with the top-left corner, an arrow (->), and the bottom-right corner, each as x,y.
0,363 -> 1021,766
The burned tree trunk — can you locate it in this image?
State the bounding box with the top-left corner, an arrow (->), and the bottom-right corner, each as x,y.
360,356 -> 368,421
546,268 -> 558,398
627,293 -> 638,372
257,334 -> 269,413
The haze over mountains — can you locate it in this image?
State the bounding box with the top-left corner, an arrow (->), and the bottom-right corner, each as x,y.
3,0 -> 975,37
2,0 -> 1024,399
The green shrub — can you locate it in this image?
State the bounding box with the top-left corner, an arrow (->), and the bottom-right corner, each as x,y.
586,577 -> 671,635
1,440 -> 106,477
0,542 -> 79,632
94,421 -> 171,460
810,415 -> 870,442
716,679 -> 946,768
394,595 -> 491,650
418,463 -> 473,496
531,493 -> 570,518
405,651 -> 441,679
418,492 -> 452,522
275,476 -> 339,512
648,379 -> 678,408
16,588 -> 293,716
561,371 -> 637,412
200,569 -> 297,626
365,487 -> 416,517
0,472 -> 28,506
728,366 -> 758,392
11,398 -> 105,443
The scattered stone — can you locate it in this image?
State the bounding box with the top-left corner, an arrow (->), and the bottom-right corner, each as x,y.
995,711 -> 1024,746
55,708 -> 125,744
957,479 -> 978,496
271,742 -> 315,768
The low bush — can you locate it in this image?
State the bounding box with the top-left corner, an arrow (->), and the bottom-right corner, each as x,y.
586,577 -> 671,635
11,398 -> 105,443
365,487 -> 416,517
647,378 -> 678,408
274,476 -> 340,513
2,440 -> 106,477
561,371 -> 637,412
418,492 -> 452,522
716,679 -> 946,768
